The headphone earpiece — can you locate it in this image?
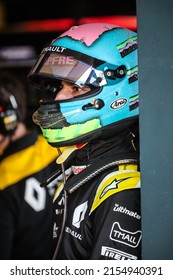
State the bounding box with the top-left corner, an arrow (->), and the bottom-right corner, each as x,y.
0,89 -> 19,136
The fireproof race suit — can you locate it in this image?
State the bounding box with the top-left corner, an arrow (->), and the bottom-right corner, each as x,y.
52,136 -> 141,260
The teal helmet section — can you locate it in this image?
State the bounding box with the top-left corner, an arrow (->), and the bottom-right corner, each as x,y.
28,23 -> 138,147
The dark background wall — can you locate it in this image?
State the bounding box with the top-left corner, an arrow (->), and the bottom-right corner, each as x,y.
137,0 -> 173,259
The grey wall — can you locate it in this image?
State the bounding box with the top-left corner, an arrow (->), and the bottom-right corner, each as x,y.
137,0 -> 173,259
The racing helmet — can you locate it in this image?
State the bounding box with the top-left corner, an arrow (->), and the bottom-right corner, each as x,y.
28,23 -> 138,147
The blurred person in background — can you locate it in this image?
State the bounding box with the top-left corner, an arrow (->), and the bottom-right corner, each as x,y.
28,23 -> 141,260
0,70 -> 59,259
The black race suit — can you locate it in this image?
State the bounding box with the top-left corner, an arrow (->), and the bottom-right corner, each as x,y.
0,129 -> 58,260
52,136 -> 141,260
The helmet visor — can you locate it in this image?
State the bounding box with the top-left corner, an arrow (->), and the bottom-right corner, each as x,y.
28,48 -> 107,88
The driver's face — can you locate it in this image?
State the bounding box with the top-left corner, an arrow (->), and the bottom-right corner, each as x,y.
55,81 -> 90,101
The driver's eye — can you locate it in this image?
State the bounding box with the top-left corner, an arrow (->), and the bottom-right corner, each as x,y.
59,82 -> 82,92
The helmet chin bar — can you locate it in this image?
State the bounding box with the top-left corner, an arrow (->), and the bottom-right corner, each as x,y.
32,101 -> 69,129
45,117 -> 137,148
46,128 -> 103,148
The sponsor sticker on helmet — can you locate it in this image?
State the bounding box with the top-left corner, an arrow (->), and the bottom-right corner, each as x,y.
45,55 -> 75,66
110,98 -> 127,110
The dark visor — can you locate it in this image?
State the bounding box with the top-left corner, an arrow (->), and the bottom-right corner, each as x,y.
28,48 -> 107,88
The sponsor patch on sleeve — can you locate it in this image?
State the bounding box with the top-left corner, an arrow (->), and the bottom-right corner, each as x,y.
101,246 -> 137,260
110,222 -> 142,248
90,169 -> 140,213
